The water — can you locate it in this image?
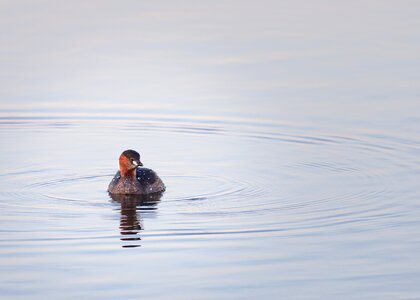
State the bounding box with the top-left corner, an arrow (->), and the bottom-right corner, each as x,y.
1,1 -> 420,299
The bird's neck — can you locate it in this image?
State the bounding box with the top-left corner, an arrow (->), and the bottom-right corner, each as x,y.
120,166 -> 136,178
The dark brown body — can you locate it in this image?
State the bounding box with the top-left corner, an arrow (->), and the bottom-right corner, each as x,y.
108,168 -> 165,195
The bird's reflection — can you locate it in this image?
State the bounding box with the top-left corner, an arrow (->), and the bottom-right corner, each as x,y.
109,193 -> 163,248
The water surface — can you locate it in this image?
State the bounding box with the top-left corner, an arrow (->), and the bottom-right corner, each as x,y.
1,1 -> 420,299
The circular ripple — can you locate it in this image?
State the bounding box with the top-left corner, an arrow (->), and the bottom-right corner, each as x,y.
1,114 -> 418,238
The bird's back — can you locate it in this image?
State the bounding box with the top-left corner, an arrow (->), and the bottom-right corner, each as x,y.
108,168 -> 165,195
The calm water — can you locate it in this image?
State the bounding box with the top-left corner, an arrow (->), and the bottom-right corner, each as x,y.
1,1 -> 420,299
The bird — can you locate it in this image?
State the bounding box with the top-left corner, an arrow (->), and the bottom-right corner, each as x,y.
108,149 -> 165,195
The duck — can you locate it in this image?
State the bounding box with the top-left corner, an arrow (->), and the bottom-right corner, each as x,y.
108,149 -> 165,195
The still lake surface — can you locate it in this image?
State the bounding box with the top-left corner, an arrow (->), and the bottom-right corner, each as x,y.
1,1 -> 420,299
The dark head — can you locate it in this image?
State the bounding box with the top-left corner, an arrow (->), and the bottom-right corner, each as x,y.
119,149 -> 143,175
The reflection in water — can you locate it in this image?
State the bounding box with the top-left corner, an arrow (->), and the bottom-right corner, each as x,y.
109,193 -> 163,248
1,0 -> 420,297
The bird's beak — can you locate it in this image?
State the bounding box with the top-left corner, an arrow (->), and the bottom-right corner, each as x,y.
135,160 -> 143,167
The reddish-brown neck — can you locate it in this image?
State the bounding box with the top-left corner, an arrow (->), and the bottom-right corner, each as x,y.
119,155 -> 136,177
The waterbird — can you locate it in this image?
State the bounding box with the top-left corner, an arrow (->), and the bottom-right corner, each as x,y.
108,149 -> 165,195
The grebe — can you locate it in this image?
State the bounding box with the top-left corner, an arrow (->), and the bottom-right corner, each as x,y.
108,150 -> 165,195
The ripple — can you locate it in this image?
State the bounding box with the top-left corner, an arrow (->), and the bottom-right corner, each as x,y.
21,174 -> 110,205
1,113 -> 418,243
